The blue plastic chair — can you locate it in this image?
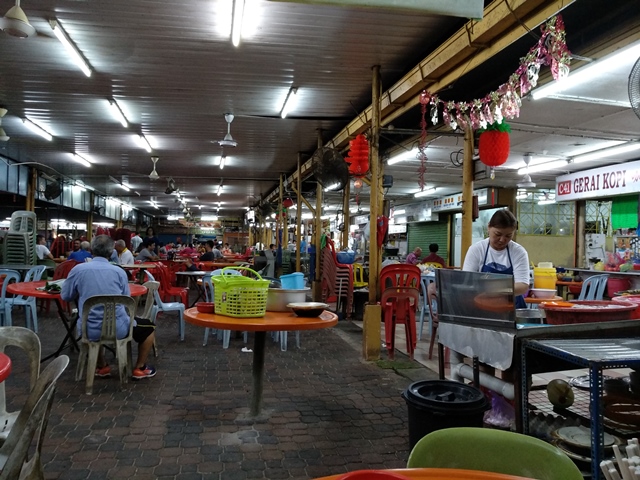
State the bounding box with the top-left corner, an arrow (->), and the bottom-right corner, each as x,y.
0,270 -> 22,327
577,274 -> 609,301
202,269 -> 247,348
5,266 -> 46,332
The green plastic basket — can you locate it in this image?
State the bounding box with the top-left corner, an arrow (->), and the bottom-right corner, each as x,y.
211,266 -> 270,318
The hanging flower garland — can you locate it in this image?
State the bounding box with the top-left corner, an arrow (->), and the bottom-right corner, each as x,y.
420,15 -> 571,134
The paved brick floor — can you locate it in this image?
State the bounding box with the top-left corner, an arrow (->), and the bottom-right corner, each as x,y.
5,303 -> 438,480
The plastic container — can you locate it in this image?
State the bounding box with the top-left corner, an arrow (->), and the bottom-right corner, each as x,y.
533,267 -> 557,290
541,300 -> 636,325
266,288 -> 309,311
612,295 -> 640,319
607,277 -> 631,298
401,380 -> 490,449
336,251 -> 356,264
279,272 -> 304,290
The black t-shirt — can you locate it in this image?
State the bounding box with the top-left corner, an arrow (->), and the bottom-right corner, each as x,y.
200,251 -> 215,261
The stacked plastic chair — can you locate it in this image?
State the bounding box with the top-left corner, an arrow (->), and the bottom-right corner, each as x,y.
320,237 -> 353,318
2,211 -> 37,265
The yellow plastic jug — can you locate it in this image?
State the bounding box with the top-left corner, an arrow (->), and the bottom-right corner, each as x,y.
534,266 -> 557,289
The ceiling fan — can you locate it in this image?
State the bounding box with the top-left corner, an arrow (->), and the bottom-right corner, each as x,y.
217,113 -> 238,148
165,177 -> 177,194
149,156 -> 160,180
517,153 -> 536,189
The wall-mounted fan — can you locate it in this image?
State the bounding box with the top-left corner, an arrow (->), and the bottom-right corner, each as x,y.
630,56 -> 640,121
311,146 -> 349,191
44,179 -> 62,200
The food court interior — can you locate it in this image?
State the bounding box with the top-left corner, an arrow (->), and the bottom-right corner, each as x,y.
0,0 -> 640,479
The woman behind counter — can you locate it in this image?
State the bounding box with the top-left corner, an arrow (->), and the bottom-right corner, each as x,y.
462,209 -> 530,308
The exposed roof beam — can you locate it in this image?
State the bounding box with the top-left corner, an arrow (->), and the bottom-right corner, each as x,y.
264,0 -> 576,204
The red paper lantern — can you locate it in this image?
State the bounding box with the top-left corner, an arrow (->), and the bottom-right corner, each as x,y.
346,134 -> 369,178
478,130 -> 510,168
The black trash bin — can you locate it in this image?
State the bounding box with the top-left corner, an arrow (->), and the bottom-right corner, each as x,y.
402,380 -> 490,449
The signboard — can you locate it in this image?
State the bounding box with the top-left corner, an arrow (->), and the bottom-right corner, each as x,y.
555,160 -> 640,201
388,224 -> 407,234
432,188 -> 490,212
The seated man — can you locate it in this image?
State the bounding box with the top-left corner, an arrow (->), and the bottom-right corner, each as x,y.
405,247 -> 422,265
421,243 -> 446,267
68,240 -> 93,263
114,239 -> 135,265
199,240 -> 216,261
61,235 -> 156,380
137,239 -> 160,262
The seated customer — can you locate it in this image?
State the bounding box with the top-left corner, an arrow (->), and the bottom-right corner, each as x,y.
421,243 -> 446,267
405,247 -> 422,265
137,239 -> 160,262
199,240 -> 217,261
68,241 -> 92,263
114,239 -> 134,265
61,235 -> 156,380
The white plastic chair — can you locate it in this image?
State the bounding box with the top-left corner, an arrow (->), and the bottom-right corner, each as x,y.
75,295 -> 136,395
202,269 -> 247,348
0,270 -> 21,327
145,272 -> 185,341
0,327 -> 41,446
5,265 -> 46,332
139,281 -> 161,356
577,274 -> 609,301
418,275 -> 436,340
0,355 -> 69,480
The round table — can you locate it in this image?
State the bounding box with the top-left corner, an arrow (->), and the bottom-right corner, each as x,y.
184,308 -> 338,416
0,352 -> 11,382
313,468 -> 534,480
7,281 -> 148,361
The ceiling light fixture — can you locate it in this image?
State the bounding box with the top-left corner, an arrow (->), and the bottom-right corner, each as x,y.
388,148 -> 418,165
517,159 -> 568,175
49,19 -> 92,77
23,117 -> 53,141
414,187 -> 437,198
532,41 -> 640,100
516,192 -> 530,200
217,184 -> 222,196
72,152 -> 92,167
109,175 -> 130,191
280,86 -> 298,118
108,98 -> 128,127
394,209 -> 406,216
0,0 -> 35,38
0,108 -> 9,142
220,154 -> 226,170
231,0 -> 245,47
538,198 -> 557,205
138,134 -> 153,152
572,142 -> 640,164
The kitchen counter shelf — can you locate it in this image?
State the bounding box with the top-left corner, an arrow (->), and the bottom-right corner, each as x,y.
521,338 -> 640,480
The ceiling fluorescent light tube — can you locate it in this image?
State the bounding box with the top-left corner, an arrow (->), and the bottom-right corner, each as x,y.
280,87 -> 298,119
23,118 -> 53,141
220,155 -> 226,170
517,159 -> 568,175
516,194 -> 529,200
138,134 -> 152,152
414,187 -> 436,198
231,0 -> 245,47
50,20 -> 92,77
108,99 -> 128,127
217,185 -> 222,196
388,148 -> 418,165
394,209 -> 406,215
538,199 -> 557,205
120,183 -> 131,191
72,153 -> 92,167
572,142 -> 640,164
532,42 -> 640,100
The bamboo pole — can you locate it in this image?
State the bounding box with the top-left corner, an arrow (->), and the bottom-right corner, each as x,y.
296,154 -> 302,272
363,65 -> 382,361
313,130 -> 324,302
278,175 -> 285,277
87,192 -> 94,241
342,180 -> 350,249
460,126 -> 474,266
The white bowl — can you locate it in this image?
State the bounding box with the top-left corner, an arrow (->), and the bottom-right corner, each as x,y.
531,288 -> 556,299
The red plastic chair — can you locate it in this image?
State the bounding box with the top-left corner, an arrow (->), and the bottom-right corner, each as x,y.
379,264 -> 421,359
154,263 -> 188,306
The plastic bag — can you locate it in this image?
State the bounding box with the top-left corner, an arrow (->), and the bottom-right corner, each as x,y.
483,391 -> 515,430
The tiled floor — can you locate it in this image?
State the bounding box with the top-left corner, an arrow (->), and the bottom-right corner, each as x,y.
4,295 -> 439,480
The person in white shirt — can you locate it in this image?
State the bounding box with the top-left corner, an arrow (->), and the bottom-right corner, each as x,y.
130,232 -> 143,253
114,240 -> 134,265
36,234 -> 54,261
462,209 -> 530,308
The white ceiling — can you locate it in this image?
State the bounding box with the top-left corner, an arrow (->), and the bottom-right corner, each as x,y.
0,0 -> 638,220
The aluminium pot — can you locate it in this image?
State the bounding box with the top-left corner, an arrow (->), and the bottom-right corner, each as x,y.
266,287 -> 310,312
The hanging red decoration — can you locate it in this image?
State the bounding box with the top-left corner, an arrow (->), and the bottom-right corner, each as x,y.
478,121 -> 511,179
282,198 -> 294,208
345,134 -> 369,178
